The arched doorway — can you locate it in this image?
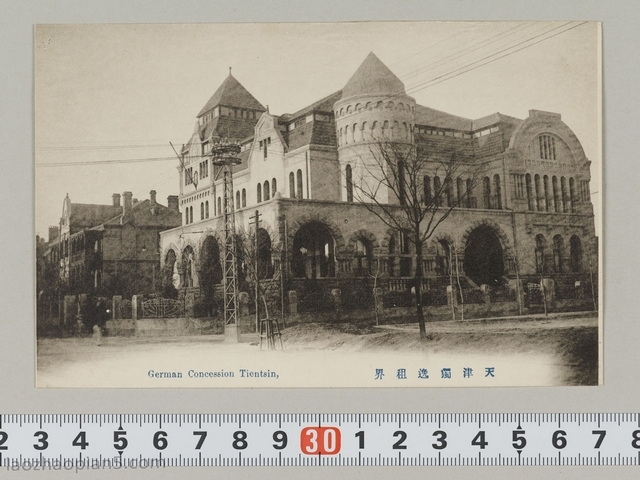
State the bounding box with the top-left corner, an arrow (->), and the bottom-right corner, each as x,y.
181,246 -> 195,288
163,249 -> 179,297
570,235 -> 582,272
464,225 -> 505,286
292,221 -> 335,278
200,236 -> 222,294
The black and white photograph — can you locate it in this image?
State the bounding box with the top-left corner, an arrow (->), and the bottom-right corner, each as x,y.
35,21 -> 601,388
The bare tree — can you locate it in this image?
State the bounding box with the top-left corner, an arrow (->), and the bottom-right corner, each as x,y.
352,140 -> 477,340
236,222 -> 283,331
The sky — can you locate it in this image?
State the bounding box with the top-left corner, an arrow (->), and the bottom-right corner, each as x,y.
34,21 -> 601,238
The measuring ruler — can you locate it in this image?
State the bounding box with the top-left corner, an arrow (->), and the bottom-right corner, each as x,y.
1,414 -> 639,468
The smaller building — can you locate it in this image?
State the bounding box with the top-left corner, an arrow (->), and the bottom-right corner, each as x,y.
42,190 -> 182,303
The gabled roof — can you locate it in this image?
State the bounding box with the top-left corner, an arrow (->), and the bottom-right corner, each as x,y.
280,90 -> 342,122
342,52 -> 405,99
197,115 -> 260,143
414,104 -> 473,131
471,112 -> 522,131
69,204 -> 122,229
197,73 -> 265,117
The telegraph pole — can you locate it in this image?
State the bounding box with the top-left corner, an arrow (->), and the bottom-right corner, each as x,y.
210,138 -> 242,342
249,210 -> 262,333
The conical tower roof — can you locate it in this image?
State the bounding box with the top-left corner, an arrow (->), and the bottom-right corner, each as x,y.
197,72 -> 265,117
342,52 -> 405,99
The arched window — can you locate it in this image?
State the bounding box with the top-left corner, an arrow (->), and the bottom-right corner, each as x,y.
217,197 -> 221,215
526,174 -> 534,211
361,122 -> 368,141
345,164 -> 353,203
399,230 -> 412,277
292,221 -> 335,278
493,174 -> 502,209
570,235 -> 582,272
189,206 -> 193,224
372,121 -> 380,139
257,183 -> 262,203
569,177 -> 577,212
264,180 -> 270,201
457,177 -> 464,206
352,123 -> 359,142
296,169 -> 303,199
236,191 -> 240,209
423,176 -> 432,205
433,176 -> 442,207
393,121 -> 400,139
483,176 -> 491,209
444,178 -> 453,207
466,178 -> 474,208
354,237 -> 373,277
553,235 -> 565,273
535,174 -> 543,211
200,202 -> 204,220
561,177 -> 569,213
552,176 -> 561,212
543,175 -> 551,212
382,121 -> 390,138
272,178 -> 277,195
535,234 -> 546,274
242,189 -> 246,208
289,172 -> 296,198
337,127 -> 342,146
205,200 -> 209,218
185,210 -> 189,225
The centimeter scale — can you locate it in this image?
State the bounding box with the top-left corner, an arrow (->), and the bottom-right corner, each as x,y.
1,413 -> 640,468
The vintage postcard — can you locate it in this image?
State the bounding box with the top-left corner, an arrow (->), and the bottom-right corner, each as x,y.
35,22 -> 602,388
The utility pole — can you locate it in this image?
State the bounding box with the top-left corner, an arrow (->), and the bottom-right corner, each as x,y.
249,209 -> 262,333
210,138 -> 242,342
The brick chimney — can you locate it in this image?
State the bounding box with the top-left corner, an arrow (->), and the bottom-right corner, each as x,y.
122,191 -> 133,214
112,193 -> 121,207
167,195 -> 179,212
150,190 -> 157,204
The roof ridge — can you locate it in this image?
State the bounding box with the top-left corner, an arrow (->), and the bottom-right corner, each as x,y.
197,74 -> 265,117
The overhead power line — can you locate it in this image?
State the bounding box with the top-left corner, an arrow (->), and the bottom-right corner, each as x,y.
36,22 -> 588,168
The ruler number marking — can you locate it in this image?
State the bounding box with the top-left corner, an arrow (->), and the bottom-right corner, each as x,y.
355,430 -> 365,449
72,431 -> 89,450
392,430 -> 407,450
631,430 -> 640,449
33,431 -> 48,451
153,431 -> 168,450
432,430 -> 447,450
233,431 -> 248,450
471,430 -> 488,450
113,430 -> 128,451
272,430 -> 287,450
592,430 -> 606,449
0,431 -> 7,450
512,429 -> 527,450
193,431 -> 207,450
552,430 -> 567,450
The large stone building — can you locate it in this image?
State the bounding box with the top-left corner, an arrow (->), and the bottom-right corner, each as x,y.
159,53 -> 598,316
44,190 -> 182,300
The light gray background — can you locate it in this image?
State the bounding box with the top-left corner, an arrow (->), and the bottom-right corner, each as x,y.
0,1 -> 636,478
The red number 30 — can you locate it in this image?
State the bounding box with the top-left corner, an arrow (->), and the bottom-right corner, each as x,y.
300,427 -> 341,455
